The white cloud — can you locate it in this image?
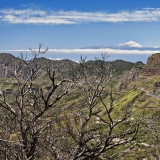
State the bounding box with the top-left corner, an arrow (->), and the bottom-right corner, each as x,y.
1,9 -> 46,16
1,8 -> 160,24
1,48 -> 159,55
49,57 -> 64,60
48,48 -> 160,55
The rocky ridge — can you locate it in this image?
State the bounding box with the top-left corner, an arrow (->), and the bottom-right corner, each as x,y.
143,53 -> 160,76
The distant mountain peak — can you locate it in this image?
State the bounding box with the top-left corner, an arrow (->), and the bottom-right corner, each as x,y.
118,41 -> 143,48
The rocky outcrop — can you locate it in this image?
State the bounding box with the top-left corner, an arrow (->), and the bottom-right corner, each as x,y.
0,53 -> 18,77
143,53 -> 160,76
147,53 -> 160,66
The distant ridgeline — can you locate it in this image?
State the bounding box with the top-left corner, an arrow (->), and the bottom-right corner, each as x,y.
143,53 -> 160,76
0,53 -> 145,78
0,53 -> 76,78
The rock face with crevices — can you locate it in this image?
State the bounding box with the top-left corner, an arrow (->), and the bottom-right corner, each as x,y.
143,53 -> 160,76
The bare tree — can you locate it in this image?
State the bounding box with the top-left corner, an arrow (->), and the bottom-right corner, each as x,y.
0,50 -> 144,160
45,54 -> 143,160
0,44 -> 71,160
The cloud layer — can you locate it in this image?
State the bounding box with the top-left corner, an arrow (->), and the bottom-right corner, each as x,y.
1,48 -> 159,55
1,8 -> 160,24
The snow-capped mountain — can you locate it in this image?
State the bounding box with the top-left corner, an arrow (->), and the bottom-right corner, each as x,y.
80,41 -> 160,51
118,41 -> 143,48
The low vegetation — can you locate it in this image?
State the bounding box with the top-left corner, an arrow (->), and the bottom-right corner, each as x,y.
0,45 -> 159,160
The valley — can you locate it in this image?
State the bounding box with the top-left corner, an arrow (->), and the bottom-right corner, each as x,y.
0,52 -> 160,159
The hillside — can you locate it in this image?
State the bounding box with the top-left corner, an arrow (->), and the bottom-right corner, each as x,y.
52,58 -> 160,159
112,59 -> 144,73
110,73 -> 160,159
57,53 -> 160,159
0,52 -> 145,93
0,52 -> 159,160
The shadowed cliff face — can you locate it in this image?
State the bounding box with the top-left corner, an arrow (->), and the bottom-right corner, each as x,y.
143,53 -> 160,76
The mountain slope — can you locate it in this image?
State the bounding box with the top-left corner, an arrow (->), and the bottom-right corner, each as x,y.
0,52 -> 159,159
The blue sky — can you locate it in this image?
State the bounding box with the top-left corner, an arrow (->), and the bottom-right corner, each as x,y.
1,0 -> 160,63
